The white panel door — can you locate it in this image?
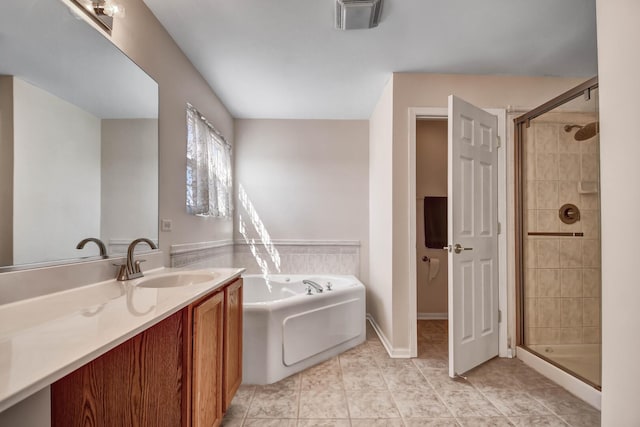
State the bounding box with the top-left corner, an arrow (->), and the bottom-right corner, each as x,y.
447,95 -> 499,377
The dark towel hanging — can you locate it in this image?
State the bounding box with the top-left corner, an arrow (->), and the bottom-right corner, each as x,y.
424,196 -> 447,249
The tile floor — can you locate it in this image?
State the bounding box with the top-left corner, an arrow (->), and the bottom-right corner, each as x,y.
223,320 -> 600,426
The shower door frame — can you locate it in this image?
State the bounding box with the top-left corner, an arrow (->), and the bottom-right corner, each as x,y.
514,76 -> 600,388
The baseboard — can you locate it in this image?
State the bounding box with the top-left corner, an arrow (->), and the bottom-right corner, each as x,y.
417,312 -> 448,320
366,314 -> 411,358
517,346 -> 601,410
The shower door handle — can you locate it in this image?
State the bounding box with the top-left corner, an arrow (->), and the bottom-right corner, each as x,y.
453,243 -> 472,254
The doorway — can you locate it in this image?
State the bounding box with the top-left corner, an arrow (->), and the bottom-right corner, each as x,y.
408,104 -> 509,376
416,119 -> 448,321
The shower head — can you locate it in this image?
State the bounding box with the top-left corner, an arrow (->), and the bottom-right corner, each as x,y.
563,121 -> 600,141
574,121 -> 599,141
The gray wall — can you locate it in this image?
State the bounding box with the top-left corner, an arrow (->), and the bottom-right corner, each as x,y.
109,0 -> 235,263
101,119 -> 158,253
234,119 -> 369,282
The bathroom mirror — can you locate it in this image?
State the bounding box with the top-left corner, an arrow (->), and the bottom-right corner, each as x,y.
0,0 -> 159,270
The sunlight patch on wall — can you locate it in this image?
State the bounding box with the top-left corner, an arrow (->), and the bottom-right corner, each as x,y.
238,184 -> 281,279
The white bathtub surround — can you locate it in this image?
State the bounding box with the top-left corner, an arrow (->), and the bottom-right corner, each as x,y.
234,240 -> 360,277
242,274 -> 366,385
169,240 -> 234,268
518,346 -> 601,410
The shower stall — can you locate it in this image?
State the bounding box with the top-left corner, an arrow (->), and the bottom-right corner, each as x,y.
515,77 -> 601,389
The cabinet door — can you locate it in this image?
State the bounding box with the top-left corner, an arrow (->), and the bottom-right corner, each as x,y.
192,291 -> 224,427
223,279 -> 243,410
51,311 -> 184,427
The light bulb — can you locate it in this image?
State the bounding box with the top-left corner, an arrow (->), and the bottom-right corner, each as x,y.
105,2 -> 125,18
92,0 -> 125,18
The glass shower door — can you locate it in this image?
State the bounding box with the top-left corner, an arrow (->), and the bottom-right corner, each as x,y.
517,80 -> 601,388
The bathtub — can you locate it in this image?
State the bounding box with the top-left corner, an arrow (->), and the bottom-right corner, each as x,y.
242,274 -> 366,385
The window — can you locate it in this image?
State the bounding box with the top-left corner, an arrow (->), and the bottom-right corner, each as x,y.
186,103 -> 232,218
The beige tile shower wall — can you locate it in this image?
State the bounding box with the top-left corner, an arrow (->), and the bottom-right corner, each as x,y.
524,116 -> 601,346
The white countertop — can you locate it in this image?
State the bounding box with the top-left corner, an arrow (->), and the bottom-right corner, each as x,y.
0,267 -> 244,412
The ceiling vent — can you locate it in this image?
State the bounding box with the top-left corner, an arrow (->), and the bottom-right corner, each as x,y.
335,0 -> 383,30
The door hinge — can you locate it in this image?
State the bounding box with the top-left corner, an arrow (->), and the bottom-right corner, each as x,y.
498,309 -> 502,323
497,221 -> 502,235
496,136 -> 501,148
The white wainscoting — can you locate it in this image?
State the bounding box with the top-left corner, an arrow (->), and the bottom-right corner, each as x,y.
169,239 -> 360,278
108,238 -> 159,256
233,240 -> 360,277
169,240 -> 234,268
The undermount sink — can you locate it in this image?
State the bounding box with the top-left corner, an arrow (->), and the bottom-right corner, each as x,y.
136,272 -> 218,288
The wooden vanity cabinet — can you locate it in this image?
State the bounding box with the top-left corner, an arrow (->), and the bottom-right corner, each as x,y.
223,279 -> 242,410
187,288 -> 225,427
51,310 -> 184,427
51,277 -> 243,427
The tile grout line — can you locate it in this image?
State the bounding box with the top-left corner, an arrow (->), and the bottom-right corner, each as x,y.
296,372 -> 302,421
525,390 -> 579,427
412,357 -> 458,421
336,354 -> 355,427
380,363 -> 403,422
240,385 -> 257,426
469,377 -> 521,426
337,348 -> 354,425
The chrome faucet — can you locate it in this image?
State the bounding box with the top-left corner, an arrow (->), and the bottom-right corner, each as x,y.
76,237 -> 107,258
116,238 -> 157,281
303,279 -> 323,293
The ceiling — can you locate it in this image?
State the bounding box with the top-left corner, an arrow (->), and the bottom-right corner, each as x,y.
143,0 -> 597,120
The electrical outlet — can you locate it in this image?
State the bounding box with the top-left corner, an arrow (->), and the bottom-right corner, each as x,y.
160,219 -> 172,232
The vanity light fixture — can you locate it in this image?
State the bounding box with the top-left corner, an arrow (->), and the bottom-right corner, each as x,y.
335,0 -> 383,30
70,0 -> 125,33
91,0 -> 125,18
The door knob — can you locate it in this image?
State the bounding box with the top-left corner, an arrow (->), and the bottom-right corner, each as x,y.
453,243 -> 473,254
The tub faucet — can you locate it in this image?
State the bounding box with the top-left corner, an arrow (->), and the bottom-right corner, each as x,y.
116,238 -> 157,281
76,237 -> 107,258
303,279 -> 323,293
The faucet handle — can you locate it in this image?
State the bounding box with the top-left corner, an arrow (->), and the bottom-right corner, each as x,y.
306,286 -> 313,295
326,282 -> 332,291
133,259 -> 146,273
114,264 -> 128,281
